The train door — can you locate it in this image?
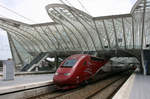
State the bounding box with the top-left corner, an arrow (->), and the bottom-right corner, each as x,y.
83,59 -> 93,80
90,59 -> 97,74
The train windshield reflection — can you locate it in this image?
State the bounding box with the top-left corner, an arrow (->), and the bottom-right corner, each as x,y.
62,59 -> 77,67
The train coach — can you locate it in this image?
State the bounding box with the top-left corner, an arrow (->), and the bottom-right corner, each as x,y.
53,54 -> 108,90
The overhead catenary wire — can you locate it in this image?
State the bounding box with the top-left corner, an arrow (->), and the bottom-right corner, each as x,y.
59,0 -> 90,15
59,0 -> 69,6
76,0 -> 90,14
0,3 -> 55,51
63,0 -> 74,7
0,3 -> 37,24
0,0 -> 90,23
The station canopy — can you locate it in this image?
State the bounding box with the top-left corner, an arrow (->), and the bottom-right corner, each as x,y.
0,0 -> 149,65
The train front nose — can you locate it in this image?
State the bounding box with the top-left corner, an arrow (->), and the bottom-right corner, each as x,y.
53,73 -> 71,85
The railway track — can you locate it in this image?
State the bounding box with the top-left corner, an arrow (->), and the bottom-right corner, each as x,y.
29,71 -> 132,99
86,76 -> 128,99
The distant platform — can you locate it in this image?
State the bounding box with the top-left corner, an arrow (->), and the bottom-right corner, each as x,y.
113,72 -> 150,99
0,73 -> 54,95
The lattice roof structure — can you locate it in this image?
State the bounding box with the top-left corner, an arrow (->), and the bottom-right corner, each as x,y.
0,0 -> 149,66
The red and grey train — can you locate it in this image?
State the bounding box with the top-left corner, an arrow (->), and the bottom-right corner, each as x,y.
53,54 -> 108,90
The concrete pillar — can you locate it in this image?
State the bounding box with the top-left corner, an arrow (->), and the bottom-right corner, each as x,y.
140,50 -> 150,75
3,59 -> 14,80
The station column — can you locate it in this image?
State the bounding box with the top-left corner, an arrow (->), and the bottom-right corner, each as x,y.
141,50 -> 150,75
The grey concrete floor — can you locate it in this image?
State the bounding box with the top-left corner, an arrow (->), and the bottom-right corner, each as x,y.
130,74 -> 150,99
0,74 -> 53,89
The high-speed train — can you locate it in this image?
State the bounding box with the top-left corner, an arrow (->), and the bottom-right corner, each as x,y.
53,54 -> 108,90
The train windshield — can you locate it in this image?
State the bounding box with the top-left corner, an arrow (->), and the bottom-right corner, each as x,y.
62,59 -> 77,67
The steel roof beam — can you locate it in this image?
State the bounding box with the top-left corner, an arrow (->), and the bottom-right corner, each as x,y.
121,18 -> 127,49
112,18 -> 119,49
52,8 -> 90,50
102,20 -> 111,48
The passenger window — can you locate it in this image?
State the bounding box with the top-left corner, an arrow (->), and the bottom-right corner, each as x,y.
83,61 -> 87,66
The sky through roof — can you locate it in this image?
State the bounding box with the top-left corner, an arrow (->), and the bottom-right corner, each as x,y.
0,0 -> 137,24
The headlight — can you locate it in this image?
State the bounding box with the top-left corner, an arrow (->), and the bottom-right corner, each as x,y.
55,72 -> 59,75
64,73 -> 71,76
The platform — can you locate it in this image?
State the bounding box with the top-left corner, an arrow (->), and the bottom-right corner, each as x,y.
0,73 -> 54,95
113,72 -> 150,99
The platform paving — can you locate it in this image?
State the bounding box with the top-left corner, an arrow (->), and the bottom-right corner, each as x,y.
0,73 -> 54,94
129,74 -> 150,99
113,73 -> 150,99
